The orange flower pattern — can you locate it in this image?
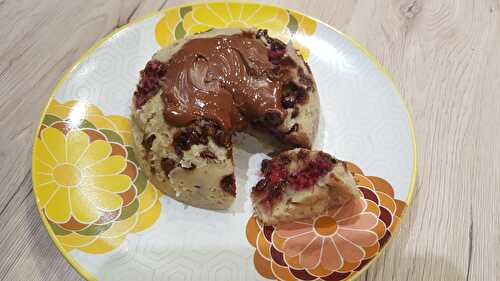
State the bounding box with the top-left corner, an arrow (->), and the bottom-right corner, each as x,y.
246,163 -> 407,280
33,100 -> 162,254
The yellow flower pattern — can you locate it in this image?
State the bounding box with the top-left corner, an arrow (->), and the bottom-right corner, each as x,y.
33,99 -> 162,254
155,3 -> 317,60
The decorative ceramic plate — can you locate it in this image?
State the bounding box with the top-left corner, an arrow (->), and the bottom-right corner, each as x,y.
32,2 -> 416,281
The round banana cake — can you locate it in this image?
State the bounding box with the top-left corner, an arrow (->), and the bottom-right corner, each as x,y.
131,28 -> 319,210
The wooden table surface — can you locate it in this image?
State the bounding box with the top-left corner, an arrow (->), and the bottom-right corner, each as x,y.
1,0 -> 499,280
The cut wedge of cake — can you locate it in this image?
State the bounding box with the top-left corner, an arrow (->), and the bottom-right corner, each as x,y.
251,148 -> 360,224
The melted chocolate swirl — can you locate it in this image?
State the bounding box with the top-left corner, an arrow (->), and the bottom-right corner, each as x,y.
135,30 -> 292,134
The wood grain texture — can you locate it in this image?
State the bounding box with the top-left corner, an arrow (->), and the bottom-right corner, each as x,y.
0,0 -> 499,280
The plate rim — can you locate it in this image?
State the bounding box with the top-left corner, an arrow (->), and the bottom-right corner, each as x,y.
31,2 -> 418,280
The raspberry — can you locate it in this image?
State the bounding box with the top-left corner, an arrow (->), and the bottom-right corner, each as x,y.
288,158 -> 333,190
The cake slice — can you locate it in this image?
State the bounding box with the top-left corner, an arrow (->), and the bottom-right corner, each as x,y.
251,148 -> 360,224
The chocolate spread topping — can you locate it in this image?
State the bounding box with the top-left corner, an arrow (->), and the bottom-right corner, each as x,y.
158,31 -> 288,132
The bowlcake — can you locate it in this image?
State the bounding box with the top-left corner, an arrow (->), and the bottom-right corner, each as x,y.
131,29 -> 319,209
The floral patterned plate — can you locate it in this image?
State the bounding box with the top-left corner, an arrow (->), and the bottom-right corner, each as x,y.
32,2 -> 416,281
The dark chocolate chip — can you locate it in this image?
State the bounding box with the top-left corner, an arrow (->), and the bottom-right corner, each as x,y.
270,40 -> 286,51
200,150 -> 217,159
220,174 -> 236,196
283,82 -> 299,97
264,110 -> 284,126
282,95 -> 296,108
295,87 -> 307,104
142,134 -> 156,151
161,158 -> 176,177
282,82 -> 308,106
173,131 -> 190,155
255,29 -> 268,39
282,83 -> 299,107
173,123 -> 210,155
